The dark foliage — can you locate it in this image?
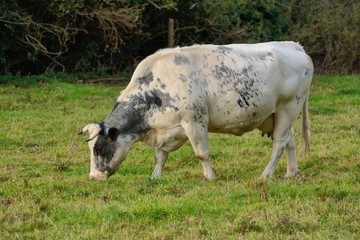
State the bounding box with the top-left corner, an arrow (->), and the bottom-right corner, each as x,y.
0,0 -> 359,76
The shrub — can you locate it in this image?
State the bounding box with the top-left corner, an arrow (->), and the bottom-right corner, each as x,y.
0,0 -> 358,75
289,0 -> 360,74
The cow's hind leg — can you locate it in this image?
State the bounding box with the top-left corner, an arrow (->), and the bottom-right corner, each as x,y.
182,121 -> 214,180
151,148 -> 169,179
260,110 -> 296,179
285,128 -> 298,177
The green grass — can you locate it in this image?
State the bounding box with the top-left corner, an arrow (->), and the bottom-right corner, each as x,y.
0,76 -> 359,239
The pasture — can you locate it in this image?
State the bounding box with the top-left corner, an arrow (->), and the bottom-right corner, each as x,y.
0,75 -> 359,239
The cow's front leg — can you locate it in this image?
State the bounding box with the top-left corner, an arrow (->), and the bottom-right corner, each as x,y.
198,153 -> 214,181
182,121 -> 214,180
151,148 -> 169,179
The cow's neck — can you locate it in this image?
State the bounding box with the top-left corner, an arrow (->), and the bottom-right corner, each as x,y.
104,96 -> 150,137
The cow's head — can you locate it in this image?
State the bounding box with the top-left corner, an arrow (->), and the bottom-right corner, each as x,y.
78,122 -> 134,181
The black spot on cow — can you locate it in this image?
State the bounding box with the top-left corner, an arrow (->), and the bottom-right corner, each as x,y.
266,52 -> 274,60
216,46 -> 232,55
156,78 -> 167,89
138,72 -> 154,87
143,90 -> 179,112
179,74 -> 187,83
237,90 -> 251,108
237,98 -> 249,108
154,96 -> 162,107
213,64 -> 236,80
174,55 -> 190,65
242,67 -> 249,78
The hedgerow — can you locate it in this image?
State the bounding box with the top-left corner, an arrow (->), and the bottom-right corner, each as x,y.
0,0 -> 359,75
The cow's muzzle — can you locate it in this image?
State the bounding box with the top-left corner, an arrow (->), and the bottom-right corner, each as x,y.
89,171 -> 110,181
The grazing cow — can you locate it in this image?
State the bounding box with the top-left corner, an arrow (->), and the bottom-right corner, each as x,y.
79,41 -> 313,181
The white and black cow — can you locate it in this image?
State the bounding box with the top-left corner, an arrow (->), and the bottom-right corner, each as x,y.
79,41 -> 313,181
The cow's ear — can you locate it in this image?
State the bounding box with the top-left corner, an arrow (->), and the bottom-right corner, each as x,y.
78,123 -> 101,142
108,127 -> 119,141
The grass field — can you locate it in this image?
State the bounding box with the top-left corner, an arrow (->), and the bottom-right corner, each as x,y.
0,75 -> 359,239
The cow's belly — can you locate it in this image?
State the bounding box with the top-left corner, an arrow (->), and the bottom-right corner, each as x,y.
143,124 -> 188,152
208,113 -> 272,135
208,112 -> 274,136
207,95 -> 276,136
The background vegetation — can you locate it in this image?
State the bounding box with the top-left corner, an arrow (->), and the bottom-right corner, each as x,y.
0,76 -> 359,239
1,0 -> 359,76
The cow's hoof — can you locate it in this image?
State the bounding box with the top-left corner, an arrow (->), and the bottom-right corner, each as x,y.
150,171 -> 162,180
259,173 -> 272,180
285,170 -> 299,178
203,172 -> 215,181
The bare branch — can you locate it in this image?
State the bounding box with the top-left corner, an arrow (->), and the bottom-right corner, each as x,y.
75,5 -> 144,53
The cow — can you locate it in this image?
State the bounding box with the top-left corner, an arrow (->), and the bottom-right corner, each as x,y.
79,41 -> 313,181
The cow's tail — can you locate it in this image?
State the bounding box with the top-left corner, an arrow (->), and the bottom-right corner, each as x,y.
302,96 -> 311,156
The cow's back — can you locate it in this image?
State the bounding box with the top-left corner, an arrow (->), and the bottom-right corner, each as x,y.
122,42 -> 313,135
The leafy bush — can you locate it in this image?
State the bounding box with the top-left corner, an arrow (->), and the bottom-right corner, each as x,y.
289,0 -> 360,74
0,0 -> 144,75
0,0 -> 359,76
